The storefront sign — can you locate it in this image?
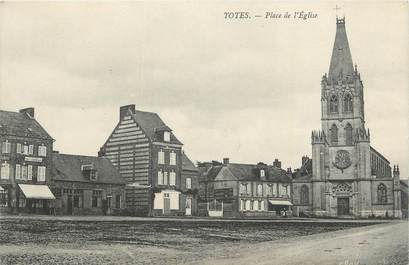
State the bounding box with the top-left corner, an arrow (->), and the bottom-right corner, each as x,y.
25,157 -> 43,163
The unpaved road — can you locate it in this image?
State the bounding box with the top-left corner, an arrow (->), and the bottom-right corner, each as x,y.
193,221 -> 408,265
0,216 -> 406,265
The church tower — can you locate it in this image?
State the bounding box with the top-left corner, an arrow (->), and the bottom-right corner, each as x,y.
311,17 -> 372,217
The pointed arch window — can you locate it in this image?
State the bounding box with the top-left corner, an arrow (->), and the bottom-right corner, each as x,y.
300,185 -> 309,204
345,123 -> 353,145
344,94 -> 353,113
330,124 -> 338,145
329,95 -> 339,113
377,183 -> 387,204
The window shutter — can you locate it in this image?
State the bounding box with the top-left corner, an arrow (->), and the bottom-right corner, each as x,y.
17,144 -> 22,154
22,166 -> 27,180
15,164 -> 21,180
27,165 -> 33,180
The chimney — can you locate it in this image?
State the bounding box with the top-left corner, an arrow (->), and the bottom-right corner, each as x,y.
119,104 -> 136,120
273,159 -> 281,168
223,158 -> 230,165
19,107 -> 34,118
287,167 -> 292,174
302,156 -> 309,166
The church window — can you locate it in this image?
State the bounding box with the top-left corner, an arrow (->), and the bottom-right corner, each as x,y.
329,95 -> 339,113
377,183 -> 387,204
344,94 -> 353,113
345,123 -> 353,145
300,185 -> 309,204
330,124 -> 338,145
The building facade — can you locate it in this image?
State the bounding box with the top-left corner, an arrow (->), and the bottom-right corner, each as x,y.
292,18 -> 401,218
51,152 -> 126,215
0,108 -> 55,214
181,152 -> 199,216
199,158 -> 293,218
99,104 -> 196,216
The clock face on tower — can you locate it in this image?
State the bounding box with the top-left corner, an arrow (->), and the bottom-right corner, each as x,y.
333,150 -> 352,170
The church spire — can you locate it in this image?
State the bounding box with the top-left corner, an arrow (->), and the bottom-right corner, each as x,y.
328,17 -> 354,83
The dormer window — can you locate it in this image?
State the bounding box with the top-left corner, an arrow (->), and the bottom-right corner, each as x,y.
164,131 -> 170,142
260,169 -> 265,177
81,164 -> 98,181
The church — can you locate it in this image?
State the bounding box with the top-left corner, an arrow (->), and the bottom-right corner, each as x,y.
292,18 -> 402,218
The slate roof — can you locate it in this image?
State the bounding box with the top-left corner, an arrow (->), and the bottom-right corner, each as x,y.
52,153 -> 125,185
182,152 -> 198,172
293,158 -> 313,181
328,18 -> 354,82
0,110 -> 53,140
202,162 -> 291,183
130,110 -> 182,145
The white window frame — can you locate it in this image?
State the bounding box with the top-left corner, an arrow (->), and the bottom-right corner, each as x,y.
186,177 -> 192,189
27,165 -> 33,180
257,184 -> 263,196
169,171 -> 176,186
158,170 -> 164,185
15,164 -> 21,180
16,143 -> 22,154
2,141 -> 11,154
38,145 -> 47,157
247,183 -> 251,195
158,149 -> 165,165
169,151 -> 177,165
1,162 -> 10,179
245,200 -> 251,211
28,145 -> 34,155
260,169 -> 265,177
23,145 -> 29,155
163,131 -> 171,142
163,172 -> 168,185
37,166 -> 46,182
22,165 -> 27,180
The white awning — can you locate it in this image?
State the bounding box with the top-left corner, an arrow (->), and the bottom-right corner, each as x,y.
18,184 -> 56,200
268,199 -> 293,206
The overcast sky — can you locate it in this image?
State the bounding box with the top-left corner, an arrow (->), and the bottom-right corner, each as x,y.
0,1 -> 408,178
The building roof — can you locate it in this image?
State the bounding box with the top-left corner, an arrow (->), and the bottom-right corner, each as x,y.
130,110 -> 182,145
52,153 -> 125,185
0,110 -> 53,140
182,152 -> 198,172
328,18 -> 354,82
202,162 -> 291,183
292,158 -> 313,181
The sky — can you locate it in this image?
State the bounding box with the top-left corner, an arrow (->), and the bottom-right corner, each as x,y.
0,1 -> 408,178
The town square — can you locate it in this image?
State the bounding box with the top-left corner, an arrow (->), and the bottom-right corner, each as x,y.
0,2 -> 407,265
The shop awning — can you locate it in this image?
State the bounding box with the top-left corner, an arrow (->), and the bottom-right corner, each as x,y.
268,199 -> 293,206
18,184 -> 56,200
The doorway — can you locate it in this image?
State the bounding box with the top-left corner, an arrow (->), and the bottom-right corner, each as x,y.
67,195 -> 73,215
186,197 -> 192,216
163,194 -> 170,215
337,197 -> 350,215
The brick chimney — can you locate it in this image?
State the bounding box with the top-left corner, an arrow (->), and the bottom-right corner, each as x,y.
273,158 -> 281,168
223,158 -> 230,165
19,107 -> 34,118
119,104 -> 135,120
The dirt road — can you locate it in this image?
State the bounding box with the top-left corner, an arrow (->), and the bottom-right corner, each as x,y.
193,221 -> 408,265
